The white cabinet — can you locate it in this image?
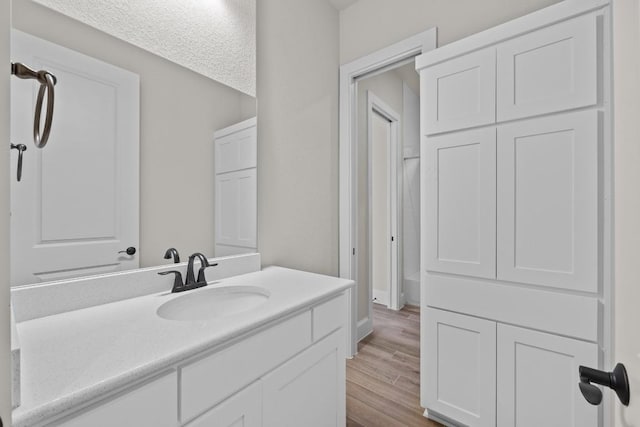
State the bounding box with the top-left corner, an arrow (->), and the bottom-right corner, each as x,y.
423,48 -> 496,134
263,330 -> 345,427
496,324 -> 598,427
418,3 -> 607,427
185,381 -> 262,427
497,111 -> 598,292
425,128 -> 496,278
496,14 -> 598,121
215,119 -> 257,174
425,309 -> 599,427
424,308 -> 496,427
57,371 -> 178,427
216,168 -> 257,249
180,311 -> 311,422
214,118 -> 257,255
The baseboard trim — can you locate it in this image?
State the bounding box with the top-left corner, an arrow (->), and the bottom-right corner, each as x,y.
372,289 -> 389,307
423,408 -> 461,427
356,317 -> 373,343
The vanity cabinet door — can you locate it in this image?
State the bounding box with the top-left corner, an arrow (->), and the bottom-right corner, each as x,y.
425,128 -> 496,278
215,168 -> 257,249
422,48 -> 496,134
56,371 -> 177,427
496,111 -> 598,292
185,381 -> 262,427
262,330 -> 345,427
497,324 -> 598,427
424,308 -> 496,427
496,13 -> 598,122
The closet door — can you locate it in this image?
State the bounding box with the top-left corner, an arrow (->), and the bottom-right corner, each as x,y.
497,324 -> 598,427
424,308 -> 496,427
496,13 -> 598,121
422,48 -> 496,134
425,128 -> 496,278
496,111 -> 598,292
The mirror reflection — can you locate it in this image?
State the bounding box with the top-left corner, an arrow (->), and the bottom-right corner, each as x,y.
9,0 -> 257,286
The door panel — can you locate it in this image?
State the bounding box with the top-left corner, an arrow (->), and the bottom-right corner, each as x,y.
497,13 -> 598,121
185,381 -> 261,427
497,324 -> 598,427
10,30 -> 139,286
423,48 -> 496,134
424,308 -> 497,427
425,128 -> 496,278
215,168 -> 257,249
497,111 -> 598,292
262,330 -> 345,427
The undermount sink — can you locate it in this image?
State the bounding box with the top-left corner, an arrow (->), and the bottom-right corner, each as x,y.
157,285 -> 270,321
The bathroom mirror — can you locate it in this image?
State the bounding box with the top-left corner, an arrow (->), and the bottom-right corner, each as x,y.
9,0 -> 257,286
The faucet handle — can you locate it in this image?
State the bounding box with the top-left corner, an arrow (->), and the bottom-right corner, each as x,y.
158,270 -> 183,293
197,262 -> 218,284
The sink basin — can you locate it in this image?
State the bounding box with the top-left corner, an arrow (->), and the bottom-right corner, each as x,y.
157,285 -> 270,321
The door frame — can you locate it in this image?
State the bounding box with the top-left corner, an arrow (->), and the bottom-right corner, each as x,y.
366,91 -> 401,314
339,28 -> 437,355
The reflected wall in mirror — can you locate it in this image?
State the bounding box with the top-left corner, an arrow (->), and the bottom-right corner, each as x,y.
10,0 -> 257,286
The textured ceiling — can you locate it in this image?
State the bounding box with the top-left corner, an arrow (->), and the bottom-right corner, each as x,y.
328,0 -> 359,11
33,0 -> 256,96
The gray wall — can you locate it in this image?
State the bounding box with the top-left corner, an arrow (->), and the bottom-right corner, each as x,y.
256,0 -> 340,276
0,0 -> 11,423
613,0 -> 640,424
339,0 -> 563,64
12,1 -> 256,268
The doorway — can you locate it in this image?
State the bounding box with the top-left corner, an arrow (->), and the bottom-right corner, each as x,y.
366,93 -> 399,310
339,29 -> 436,352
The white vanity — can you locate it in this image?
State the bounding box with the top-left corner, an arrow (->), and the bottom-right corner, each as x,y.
11,254 -> 353,427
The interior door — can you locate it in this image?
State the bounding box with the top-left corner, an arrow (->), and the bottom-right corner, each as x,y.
10,30 -> 139,286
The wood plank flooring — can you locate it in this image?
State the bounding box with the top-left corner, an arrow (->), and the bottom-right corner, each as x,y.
346,304 -> 442,427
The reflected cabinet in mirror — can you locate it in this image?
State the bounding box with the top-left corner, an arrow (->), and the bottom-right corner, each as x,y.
9,0 -> 257,286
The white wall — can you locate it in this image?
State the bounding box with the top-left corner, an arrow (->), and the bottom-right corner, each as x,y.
339,0 -> 562,64
256,0 -> 340,276
0,0 -> 11,424
613,0 -> 640,424
31,0 -> 256,96
12,1 -> 256,268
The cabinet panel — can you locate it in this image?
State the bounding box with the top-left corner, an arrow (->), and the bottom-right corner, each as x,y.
497,13 -> 597,121
497,324 -> 598,427
215,168 -> 257,248
425,128 -> 496,278
185,381 -> 261,427
497,111 -> 598,291
423,48 -> 496,134
57,371 -> 177,427
263,330 -> 345,427
424,308 -> 496,427
181,311 -> 311,423
215,125 -> 257,174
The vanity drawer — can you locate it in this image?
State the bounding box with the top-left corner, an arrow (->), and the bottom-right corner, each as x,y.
312,293 -> 347,341
56,371 -> 177,427
180,310 -> 312,423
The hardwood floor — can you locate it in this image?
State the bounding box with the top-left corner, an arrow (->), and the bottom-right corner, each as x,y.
346,304 -> 442,427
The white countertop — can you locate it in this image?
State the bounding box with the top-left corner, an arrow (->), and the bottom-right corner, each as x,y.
12,266 -> 354,427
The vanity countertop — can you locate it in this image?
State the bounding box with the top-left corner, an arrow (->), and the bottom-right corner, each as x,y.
12,266 -> 354,427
